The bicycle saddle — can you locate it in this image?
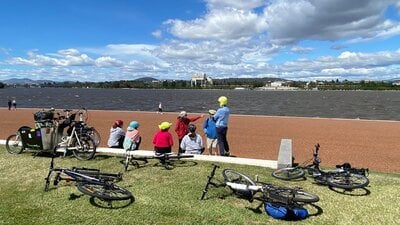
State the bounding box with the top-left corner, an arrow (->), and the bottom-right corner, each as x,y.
335,162 -> 352,169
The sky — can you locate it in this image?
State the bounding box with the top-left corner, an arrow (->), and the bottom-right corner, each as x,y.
0,0 -> 400,82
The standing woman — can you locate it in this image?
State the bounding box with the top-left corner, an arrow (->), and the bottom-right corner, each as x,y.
174,111 -> 202,154
213,96 -> 230,156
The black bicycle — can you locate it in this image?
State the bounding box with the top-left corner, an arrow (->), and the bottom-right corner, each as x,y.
124,152 -> 194,171
200,164 -> 319,205
44,153 -> 133,206
272,144 -> 369,190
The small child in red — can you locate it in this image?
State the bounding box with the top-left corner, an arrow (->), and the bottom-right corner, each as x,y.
153,121 -> 174,155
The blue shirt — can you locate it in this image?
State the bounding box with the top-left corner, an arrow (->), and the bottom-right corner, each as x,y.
203,117 -> 217,139
213,106 -> 230,128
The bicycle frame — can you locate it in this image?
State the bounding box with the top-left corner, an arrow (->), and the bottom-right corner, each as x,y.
44,153 -> 131,204
200,164 -> 319,206
272,144 -> 369,190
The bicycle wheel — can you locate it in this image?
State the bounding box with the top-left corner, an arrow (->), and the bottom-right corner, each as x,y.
272,167 -> 305,180
72,136 -> 96,160
327,173 -> 369,190
223,169 -> 256,199
88,128 -> 101,147
267,185 -> 319,204
223,169 -> 256,185
76,182 -> 132,201
5,134 -> 24,154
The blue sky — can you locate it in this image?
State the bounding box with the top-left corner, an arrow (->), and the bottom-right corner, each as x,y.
0,0 -> 399,82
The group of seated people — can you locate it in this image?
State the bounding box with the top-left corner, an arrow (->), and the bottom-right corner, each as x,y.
107,120 -> 141,151
107,119 -> 204,154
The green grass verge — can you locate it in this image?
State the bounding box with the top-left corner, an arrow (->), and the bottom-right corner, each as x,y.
0,146 -> 399,225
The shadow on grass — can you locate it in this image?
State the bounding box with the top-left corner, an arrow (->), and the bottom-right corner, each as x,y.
154,159 -> 198,170
120,156 -> 198,171
89,196 -> 135,209
93,154 -> 114,161
328,186 -> 371,196
307,203 -> 324,217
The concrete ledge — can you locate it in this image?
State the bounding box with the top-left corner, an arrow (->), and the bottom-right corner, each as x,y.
96,148 -> 277,169
277,139 -> 292,169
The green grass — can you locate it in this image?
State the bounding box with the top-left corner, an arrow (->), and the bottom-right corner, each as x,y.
0,146 -> 399,225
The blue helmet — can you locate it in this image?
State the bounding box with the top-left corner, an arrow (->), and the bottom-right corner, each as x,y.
128,121 -> 139,130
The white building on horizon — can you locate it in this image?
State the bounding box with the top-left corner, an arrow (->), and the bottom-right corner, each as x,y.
191,73 -> 213,87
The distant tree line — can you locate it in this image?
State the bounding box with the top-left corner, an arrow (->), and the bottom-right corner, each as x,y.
4,78 -> 400,90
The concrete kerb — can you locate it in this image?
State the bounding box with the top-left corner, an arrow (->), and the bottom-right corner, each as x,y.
92,148 -> 278,169
0,140 -> 277,169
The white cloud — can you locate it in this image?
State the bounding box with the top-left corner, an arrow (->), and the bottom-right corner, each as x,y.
166,8 -> 268,40
152,30 -> 162,38
58,49 -> 81,56
264,0 -> 400,45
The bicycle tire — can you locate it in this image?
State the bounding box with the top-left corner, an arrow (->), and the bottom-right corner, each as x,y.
266,185 -> 319,204
272,167 -> 305,180
223,169 -> 256,185
5,134 -> 24,154
327,173 -> 369,189
223,169 -> 256,199
72,136 -> 96,160
88,128 -> 101,147
76,182 -> 132,201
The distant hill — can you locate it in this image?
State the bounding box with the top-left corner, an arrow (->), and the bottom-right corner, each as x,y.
134,77 -> 158,82
1,78 -> 54,85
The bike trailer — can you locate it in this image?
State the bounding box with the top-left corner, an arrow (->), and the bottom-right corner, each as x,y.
19,126 -> 56,150
19,126 -> 43,149
264,202 -> 308,220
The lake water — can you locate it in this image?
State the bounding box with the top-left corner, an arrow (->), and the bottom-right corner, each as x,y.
1,88 -> 399,121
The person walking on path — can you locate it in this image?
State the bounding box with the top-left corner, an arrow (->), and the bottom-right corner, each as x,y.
7,99 -> 12,110
11,99 -> 16,110
175,111 -> 203,154
180,124 -> 204,154
157,102 -> 163,114
203,109 -> 218,155
213,96 -> 230,156
153,121 -> 174,155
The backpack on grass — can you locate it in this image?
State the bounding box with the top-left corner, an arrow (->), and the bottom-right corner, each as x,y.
264,202 -> 308,220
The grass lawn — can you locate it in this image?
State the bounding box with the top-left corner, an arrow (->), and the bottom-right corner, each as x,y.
0,146 -> 399,225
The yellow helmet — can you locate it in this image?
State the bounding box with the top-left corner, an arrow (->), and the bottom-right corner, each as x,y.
158,121 -> 172,130
218,96 -> 228,106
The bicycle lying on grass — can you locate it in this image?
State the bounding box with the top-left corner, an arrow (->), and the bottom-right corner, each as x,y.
44,152 -> 133,207
272,144 -> 369,191
124,152 -> 194,171
200,164 -> 320,220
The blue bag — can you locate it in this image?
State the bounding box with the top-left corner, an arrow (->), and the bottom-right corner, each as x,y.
264,202 -> 308,220
265,202 -> 288,219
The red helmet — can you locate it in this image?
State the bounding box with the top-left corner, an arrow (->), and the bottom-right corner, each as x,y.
114,120 -> 124,127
